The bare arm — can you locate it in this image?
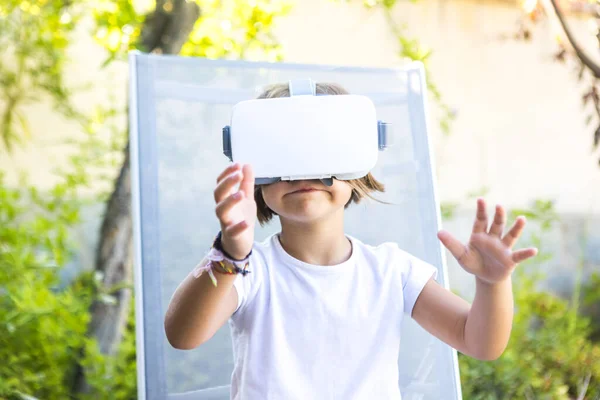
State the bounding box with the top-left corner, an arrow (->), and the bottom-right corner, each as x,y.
164,261 -> 238,349
412,277 -> 513,360
412,199 -> 537,361
164,163 -> 257,350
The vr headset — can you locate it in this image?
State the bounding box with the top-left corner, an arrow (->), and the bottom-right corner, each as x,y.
222,79 -> 391,186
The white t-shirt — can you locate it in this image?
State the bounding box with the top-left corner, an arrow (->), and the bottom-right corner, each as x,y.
229,234 -> 437,400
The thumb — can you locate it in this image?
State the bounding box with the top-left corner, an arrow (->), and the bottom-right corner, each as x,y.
437,230 -> 466,260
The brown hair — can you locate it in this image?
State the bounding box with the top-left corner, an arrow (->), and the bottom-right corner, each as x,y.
255,82 -> 385,225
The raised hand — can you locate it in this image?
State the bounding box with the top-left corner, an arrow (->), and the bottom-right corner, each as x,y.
214,163 -> 256,260
437,198 -> 538,284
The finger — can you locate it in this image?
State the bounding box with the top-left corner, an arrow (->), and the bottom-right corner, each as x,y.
216,163 -> 241,184
239,164 -> 255,199
472,198 -> 488,234
214,171 -> 242,203
511,247 -> 538,264
224,220 -> 249,238
215,191 -> 245,225
488,204 -> 506,237
437,230 -> 468,263
502,216 -> 527,248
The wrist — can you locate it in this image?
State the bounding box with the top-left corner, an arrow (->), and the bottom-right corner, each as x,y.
221,239 -> 248,261
214,231 -> 251,261
475,275 -> 512,291
192,244 -> 251,287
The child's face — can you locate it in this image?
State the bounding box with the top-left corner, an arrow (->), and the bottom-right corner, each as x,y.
261,179 -> 352,224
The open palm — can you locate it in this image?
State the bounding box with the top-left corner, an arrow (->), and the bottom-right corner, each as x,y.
437,198 -> 538,284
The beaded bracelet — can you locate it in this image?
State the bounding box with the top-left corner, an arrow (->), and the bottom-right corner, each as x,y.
192,246 -> 251,287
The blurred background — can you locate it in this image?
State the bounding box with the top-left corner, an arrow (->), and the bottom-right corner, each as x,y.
1,0 -> 599,399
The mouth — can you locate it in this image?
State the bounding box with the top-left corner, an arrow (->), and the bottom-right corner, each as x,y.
289,187 -> 322,194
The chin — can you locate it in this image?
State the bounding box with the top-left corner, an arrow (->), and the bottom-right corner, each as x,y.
277,204 -> 344,224
280,213 -> 327,224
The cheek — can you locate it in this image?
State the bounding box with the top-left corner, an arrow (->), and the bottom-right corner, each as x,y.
333,182 -> 353,204
261,184 -> 285,209
261,187 -> 274,206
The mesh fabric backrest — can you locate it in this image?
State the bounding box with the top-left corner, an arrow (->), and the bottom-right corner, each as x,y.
129,52 -> 462,400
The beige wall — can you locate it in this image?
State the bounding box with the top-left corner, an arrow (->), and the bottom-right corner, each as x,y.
275,0 -> 600,215
0,16 -> 128,194
2,0 -> 598,215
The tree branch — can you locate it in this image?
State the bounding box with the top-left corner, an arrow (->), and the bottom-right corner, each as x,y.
71,0 -> 201,395
140,0 -> 201,53
549,0 -> 600,78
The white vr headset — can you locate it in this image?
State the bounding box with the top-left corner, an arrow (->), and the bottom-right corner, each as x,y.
222,79 -> 391,186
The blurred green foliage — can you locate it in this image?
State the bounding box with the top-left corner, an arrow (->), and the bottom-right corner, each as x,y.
1,0 -> 599,399
79,306 -> 137,400
460,269 -> 600,399
0,0 -> 292,153
0,0 -> 292,398
92,0 -> 293,64
0,169 -> 93,399
459,200 -> 600,399
0,0 -> 83,149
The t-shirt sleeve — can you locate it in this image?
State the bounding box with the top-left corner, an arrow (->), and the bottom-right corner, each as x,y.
232,274 -> 247,313
232,251 -> 262,315
400,251 -> 438,316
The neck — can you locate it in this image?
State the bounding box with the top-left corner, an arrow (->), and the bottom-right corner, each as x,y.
278,209 -> 351,266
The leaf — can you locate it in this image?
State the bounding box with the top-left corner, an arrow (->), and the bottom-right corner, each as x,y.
15,111 -> 32,139
99,293 -> 117,305
16,392 -> 40,400
440,201 -> 458,220
585,114 -> 593,126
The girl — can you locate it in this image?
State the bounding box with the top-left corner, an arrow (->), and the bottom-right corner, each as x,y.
164,83 -> 538,400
